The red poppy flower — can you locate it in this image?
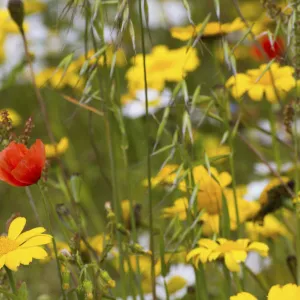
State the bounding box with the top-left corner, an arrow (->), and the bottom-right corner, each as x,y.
251,35 -> 284,61
0,139 -> 45,187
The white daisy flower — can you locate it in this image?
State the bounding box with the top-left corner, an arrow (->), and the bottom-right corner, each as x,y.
156,264 -> 195,300
122,88 -> 172,119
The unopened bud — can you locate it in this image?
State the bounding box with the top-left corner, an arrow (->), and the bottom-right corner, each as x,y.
100,269 -> 115,289
7,0 -> 24,30
61,264 -> 70,290
83,280 -> 93,299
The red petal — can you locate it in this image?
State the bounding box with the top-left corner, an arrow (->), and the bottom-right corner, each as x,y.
11,140 -> 46,185
0,142 -> 28,186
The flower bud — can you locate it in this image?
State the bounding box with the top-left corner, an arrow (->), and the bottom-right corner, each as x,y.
7,0 -> 24,30
83,280 -> 93,299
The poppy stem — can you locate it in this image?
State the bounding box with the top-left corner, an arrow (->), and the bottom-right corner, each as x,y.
38,182 -> 67,300
25,186 -> 42,226
5,266 -> 17,295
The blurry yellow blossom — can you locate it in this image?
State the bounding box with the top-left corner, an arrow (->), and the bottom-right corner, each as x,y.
45,137 -> 69,158
162,190 -> 259,236
268,284 -> 300,300
230,292 -> 257,300
24,0 -> 47,14
162,198 -> 189,221
170,18 -> 245,41
259,177 -> 290,205
36,67 -> 83,90
187,238 -> 269,272
0,217 -> 52,271
150,164 -> 231,214
45,241 -> 71,263
203,136 -> 230,162
145,164 -> 179,188
1,108 -> 22,127
71,47 -> 126,70
226,63 -> 295,103
246,215 -> 291,240
126,46 -> 200,92
88,235 -> 104,255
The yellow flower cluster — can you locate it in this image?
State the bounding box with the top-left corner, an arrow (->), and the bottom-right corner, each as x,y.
170,18 -> 245,41
126,45 -> 200,93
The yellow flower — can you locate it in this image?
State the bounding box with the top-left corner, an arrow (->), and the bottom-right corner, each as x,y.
45,137 -> 69,158
24,0 -> 46,14
188,165 -> 232,214
230,292 -> 257,300
71,47 -> 126,70
0,108 -> 22,127
162,198 -> 189,221
259,177 -> 290,205
88,235 -> 104,255
246,214 -> 291,240
203,136 -> 230,163
170,18 -> 245,41
268,284 -> 300,300
145,164 -> 179,188
0,217 -> 52,271
126,46 -> 200,92
162,190 -> 259,236
187,238 -> 268,272
225,63 -> 295,103
35,67 -> 83,90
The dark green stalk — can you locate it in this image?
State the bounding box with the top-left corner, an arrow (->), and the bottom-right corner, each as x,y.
5,267 -> 17,295
38,182 -> 67,300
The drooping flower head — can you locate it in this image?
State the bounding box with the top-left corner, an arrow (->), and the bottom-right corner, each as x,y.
0,139 -> 45,186
0,217 -> 52,271
187,238 -> 269,272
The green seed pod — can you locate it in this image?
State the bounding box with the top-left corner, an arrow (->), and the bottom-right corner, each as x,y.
7,0 -> 24,30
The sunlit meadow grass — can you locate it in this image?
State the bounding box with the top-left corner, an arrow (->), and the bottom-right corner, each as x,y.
0,0 -> 300,299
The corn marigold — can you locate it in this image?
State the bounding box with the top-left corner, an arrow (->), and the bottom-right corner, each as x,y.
0,217 -> 52,271
45,137 -> 69,158
187,238 -> 269,272
170,18 -> 245,41
126,45 -> 200,92
225,63 -> 295,102
230,292 -> 257,300
268,284 -> 300,299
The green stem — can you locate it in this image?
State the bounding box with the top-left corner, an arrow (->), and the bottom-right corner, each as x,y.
138,0 -> 156,298
244,264 -> 269,293
38,182 -> 67,300
269,104 -> 281,171
195,265 -> 208,300
5,267 -> 17,295
0,286 -> 15,299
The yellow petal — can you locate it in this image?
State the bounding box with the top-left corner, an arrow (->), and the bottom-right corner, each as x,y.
16,227 -> 46,245
0,255 -> 6,269
19,247 -> 48,265
224,253 -> 241,272
264,86 -> 277,103
247,242 -> 269,257
198,239 -> 218,249
248,85 -> 264,101
8,217 -> 26,240
4,250 -> 21,271
230,292 -> 258,300
20,235 -> 53,248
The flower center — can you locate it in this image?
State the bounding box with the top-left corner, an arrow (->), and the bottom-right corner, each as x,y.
167,276 -> 187,294
216,241 -> 245,253
0,236 -> 18,256
253,71 -> 272,85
